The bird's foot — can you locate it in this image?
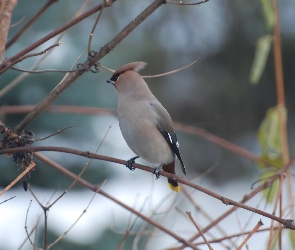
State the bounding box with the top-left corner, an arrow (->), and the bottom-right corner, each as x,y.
152,165 -> 162,180
126,156 -> 139,171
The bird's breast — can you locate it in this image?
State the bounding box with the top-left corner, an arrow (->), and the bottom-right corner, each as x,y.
117,101 -> 174,166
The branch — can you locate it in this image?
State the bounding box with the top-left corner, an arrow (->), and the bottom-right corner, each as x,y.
0,160 -> 36,196
273,0 -> 289,163
87,0 -> 108,56
0,40 -> 58,98
9,42 -> 61,67
5,0 -> 58,49
237,220 -> 263,250
0,1 -> 115,74
174,122 -> 275,166
186,211 -> 213,250
1,146 -> 295,230
13,0 -> 165,134
0,0 -> 17,62
166,0 -> 209,6
142,58 -> 200,78
33,152 -> 198,249
0,104 -> 277,166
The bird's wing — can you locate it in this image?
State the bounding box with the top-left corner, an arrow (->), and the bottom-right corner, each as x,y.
150,102 -> 186,175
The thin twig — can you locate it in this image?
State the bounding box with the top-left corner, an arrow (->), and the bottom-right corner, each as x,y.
174,122 -> 275,166
117,193 -> 143,250
166,0 -> 209,5
5,0 -> 58,49
9,16 -> 26,28
33,152 -> 199,249
142,58 -> 200,78
28,185 -> 44,209
186,211 -> 213,250
8,42 -> 61,69
0,1 -> 116,74
267,174 -> 284,250
0,160 -> 36,196
10,66 -> 88,74
194,226 -> 278,246
0,196 -> 16,205
0,33 -> 64,98
10,46 -> 88,75
47,180 -> 106,249
18,222 -> 39,250
181,186 -> 238,248
237,220 -> 263,250
96,63 -> 115,73
27,186 -> 49,249
47,125 -> 111,210
87,1 -> 106,55
25,200 -> 34,246
33,125 -> 75,142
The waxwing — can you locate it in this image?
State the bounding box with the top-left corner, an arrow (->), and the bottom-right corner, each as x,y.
107,62 -> 186,192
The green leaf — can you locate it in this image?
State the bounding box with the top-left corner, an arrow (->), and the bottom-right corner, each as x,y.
257,153 -> 283,169
257,107 -> 284,164
260,170 -> 279,203
249,35 -> 273,85
288,230 -> 295,249
260,0 -> 274,30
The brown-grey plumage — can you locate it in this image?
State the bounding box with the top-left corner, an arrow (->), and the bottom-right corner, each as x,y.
107,62 -> 186,192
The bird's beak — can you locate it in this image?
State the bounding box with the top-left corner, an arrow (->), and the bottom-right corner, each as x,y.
106,79 -> 115,87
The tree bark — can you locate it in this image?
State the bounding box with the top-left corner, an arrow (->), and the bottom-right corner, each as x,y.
0,0 -> 17,62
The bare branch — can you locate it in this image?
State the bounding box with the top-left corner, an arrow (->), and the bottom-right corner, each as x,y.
0,47 -> 53,98
24,200 -> 34,246
167,0 -> 209,6
96,58 -> 200,78
1,146 -> 295,230
0,195 -> 16,205
186,211 -> 213,250
7,42 -> 61,69
142,58 -> 200,78
13,0 -> 165,134
0,160 -> 36,196
0,0 -> 17,62
96,63 -> 115,73
5,0 -> 58,49
181,186 -> 238,248
47,125 -> 111,210
33,152 -> 198,249
47,180 -> 106,249
0,1 -> 115,74
9,16 -> 26,28
237,220 -> 263,250
193,227 -> 279,246
174,122 -> 275,167
87,1 -> 106,56
32,125 -> 75,142
0,104 -> 279,167
10,66 -> 88,74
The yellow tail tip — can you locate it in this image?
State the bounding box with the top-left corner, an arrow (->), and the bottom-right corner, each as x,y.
168,182 -> 180,192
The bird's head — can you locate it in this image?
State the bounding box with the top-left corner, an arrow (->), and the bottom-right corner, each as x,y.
106,62 -> 147,92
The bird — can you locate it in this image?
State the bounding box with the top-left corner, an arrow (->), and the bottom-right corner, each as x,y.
107,62 -> 186,192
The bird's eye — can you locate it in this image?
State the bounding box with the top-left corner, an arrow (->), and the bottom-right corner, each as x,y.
111,73 -> 121,82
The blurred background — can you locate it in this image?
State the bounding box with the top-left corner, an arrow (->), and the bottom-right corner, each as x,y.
0,0 -> 295,249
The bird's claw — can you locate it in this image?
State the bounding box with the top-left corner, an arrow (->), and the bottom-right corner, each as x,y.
126,156 -> 139,171
152,166 -> 162,180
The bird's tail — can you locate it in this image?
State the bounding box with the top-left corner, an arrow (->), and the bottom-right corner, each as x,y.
162,161 -> 180,192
